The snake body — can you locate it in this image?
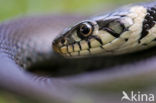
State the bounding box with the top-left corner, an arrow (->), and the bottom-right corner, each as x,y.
1,1 -> 156,103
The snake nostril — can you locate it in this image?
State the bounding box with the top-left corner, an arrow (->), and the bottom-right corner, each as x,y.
61,38 -> 65,44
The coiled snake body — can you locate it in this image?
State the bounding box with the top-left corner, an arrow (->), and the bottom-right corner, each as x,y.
1,1 -> 156,103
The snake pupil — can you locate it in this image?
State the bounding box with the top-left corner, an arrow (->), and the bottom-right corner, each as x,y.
77,22 -> 93,39
80,25 -> 90,35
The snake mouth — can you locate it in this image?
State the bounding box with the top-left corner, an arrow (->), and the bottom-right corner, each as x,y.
56,43 -> 106,57
53,36 -> 107,57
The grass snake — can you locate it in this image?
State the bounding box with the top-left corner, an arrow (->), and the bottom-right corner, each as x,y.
1,1 -> 156,103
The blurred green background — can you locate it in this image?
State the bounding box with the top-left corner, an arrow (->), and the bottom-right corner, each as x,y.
0,0 -> 148,103
0,0 -> 147,21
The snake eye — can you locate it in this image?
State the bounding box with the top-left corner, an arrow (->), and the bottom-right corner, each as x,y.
77,22 -> 93,38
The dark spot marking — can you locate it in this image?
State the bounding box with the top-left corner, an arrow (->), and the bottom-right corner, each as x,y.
26,57 -> 32,62
87,40 -> 91,49
139,7 -> 156,42
103,28 -> 120,38
142,43 -> 148,46
125,38 -> 128,42
120,15 -> 126,17
71,44 -> 75,52
20,64 -> 24,67
152,38 -> 156,41
67,45 -> 69,53
91,35 -> 103,45
138,40 -> 141,44
77,42 -> 82,50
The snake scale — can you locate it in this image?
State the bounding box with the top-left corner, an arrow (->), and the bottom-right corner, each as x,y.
1,1 -> 156,103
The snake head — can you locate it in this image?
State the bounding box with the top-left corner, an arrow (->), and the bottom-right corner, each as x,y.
53,6 -> 147,58
53,17 -> 133,57
52,20 -> 100,57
